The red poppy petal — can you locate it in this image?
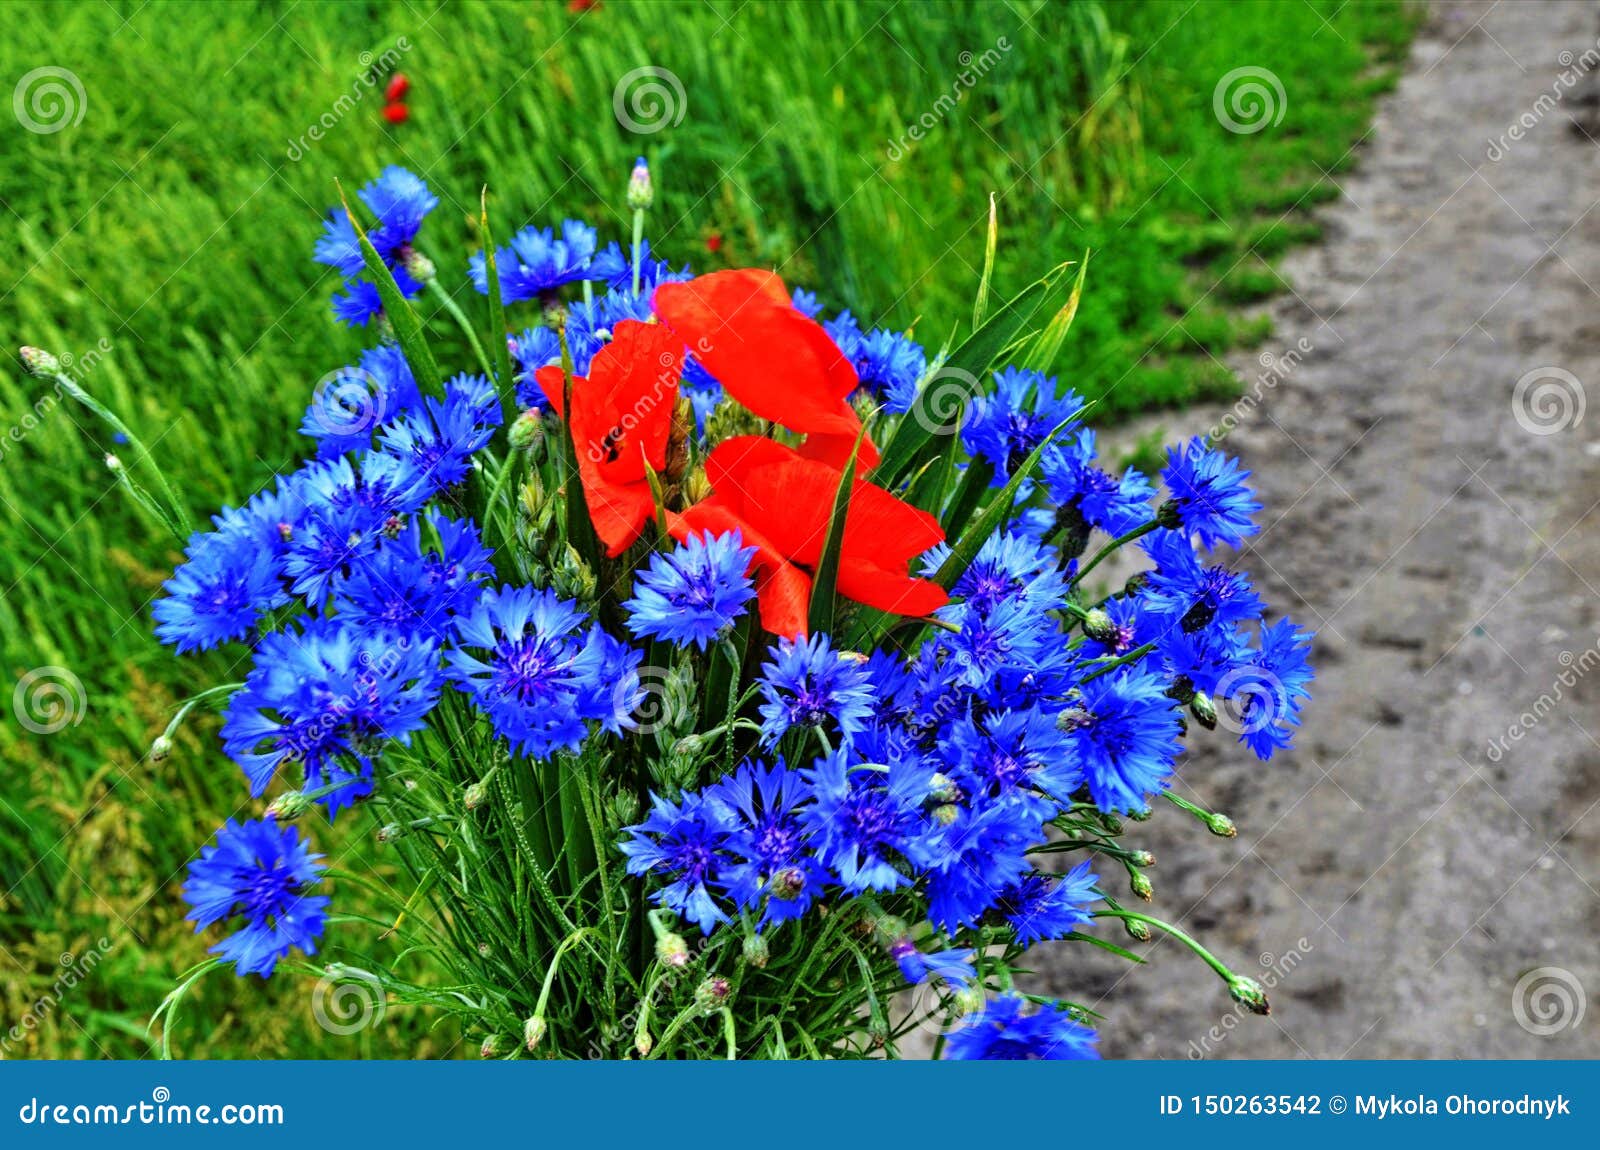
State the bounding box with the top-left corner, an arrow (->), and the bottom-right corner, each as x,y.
836,558 -> 949,618
669,502 -> 811,638
535,365 -> 569,416
382,103 -> 409,125
797,429 -> 879,472
384,73 -> 410,101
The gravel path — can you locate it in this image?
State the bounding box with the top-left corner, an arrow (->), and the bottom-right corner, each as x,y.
1034,0 -> 1600,1059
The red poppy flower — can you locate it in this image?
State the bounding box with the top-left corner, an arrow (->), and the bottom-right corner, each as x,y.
382,103 -> 409,125
705,233 -> 723,254
535,320 -> 683,557
384,73 -> 410,102
668,436 -> 945,638
652,269 -> 876,472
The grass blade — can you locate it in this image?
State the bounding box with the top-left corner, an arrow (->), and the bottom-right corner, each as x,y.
336,179 -> 443,399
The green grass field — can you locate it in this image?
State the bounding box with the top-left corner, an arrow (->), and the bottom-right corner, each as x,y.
0,0 -> 1415,1058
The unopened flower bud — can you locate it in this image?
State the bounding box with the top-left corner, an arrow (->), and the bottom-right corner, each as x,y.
929,772 -> 962,804
1123,571 -> 1151,598
400,246 -> 436,283
656,932 -> 691,969
148,735 -> 173,763
768,866 -> 806,902
694,975 -> 732,1015
104,453 -> 123,473
626,156 -> 654,210
266,789 -> 313,821
1229,975 -> 1271,1016
672,733 -> 707,758
509,409 -> 544,451
742,933 -> 769,969
954,984 -> 986,1016
1206,811 -> 1237,838
873,915 -> 909,948
1100,812 -> 1124,835
1130,871 -> 1153,901
19,346 -> 61,376
931,803 -> 960,826
1081,607 -> 1117,643
464,779 -> 491,810
376,823 -> 402,843
1125,916 -> 1152,943
523,1015 -> 548,1052
477,941 -> 491,958
480,1034 -> 505,1058
634,1028 -> 653,1057
1189,690 -> 1218,730
1056,705 -> 1092,733
1156,499 -> 1183,530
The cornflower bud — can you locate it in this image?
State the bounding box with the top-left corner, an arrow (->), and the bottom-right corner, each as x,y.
1081,607 -> 1117,643
148,735 -> 174,763
1125,917 -> 1152,943
627,156 -> 654,210
19,346 -> 61,376
1130,871 -> 1153,901
464,779 -> 491,810
376,823 -> 402,843
742,933 -> 769,969
399,246 -> 436,284
932,803 -> 960,826
508,409 -> 544,452
1155,498 -> 1183,530
523,1015 -> 548,1052
656,932 -> 691,969
265,789 -> 313,821
768,866 -> 806,902
104,453 -> 123,473
1189,690 -> 1218,730
1206,811 -> 1237,838
694,975 -> 731,1015
480,1035 -> 505,1058
1229,975 -> 1271,1016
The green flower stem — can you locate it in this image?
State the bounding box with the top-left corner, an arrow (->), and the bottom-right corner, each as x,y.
427,278 -> 496,380
53,371 -> 190,535
1080,640 -> 1158,682
1091,907 -> 1238,987
1070,518 -> 1160,588
630,208 -> 645,297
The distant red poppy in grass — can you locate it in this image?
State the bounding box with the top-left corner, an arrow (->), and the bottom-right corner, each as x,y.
652,269 -> 876,471
382,103 -> 409,125
568,0 -> 600,10
384,73 -> 411,102
668,436 -> 946,638
536,320 -> 684,557
705,233 -> 723,253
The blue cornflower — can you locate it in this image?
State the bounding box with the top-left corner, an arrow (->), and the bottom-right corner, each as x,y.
1041,430 -> 1155,537
470,220 -> 598,303
221,618 -> 442,811
962,367 -> 1085,485
1160,437 -> 1261,550
1082,595 -> 1158,660
944,994 -> 1100,1060
1153,620 -> 1252,696
446,585 -> 611,759
757,633 -> 875,745
950,530 -> 1068,616
509,326 -> 561,409
301,344 -> 422,459
1227,618 -> 1315,760
183,818 -> 330,978
280,457 -> 402,605
587,239 -> 687,295
619,791 -> 734,934
706,759 -> 826,924
934,596 -> 1056,689
942,706 -> 1080,815
791,287 -> 823,318
334,514 -> 492,641
1062,668 -> 1182,814
995,861 -> 1099,945
851,327 -> 927,412
154,521 -> 290,653
626,530 -> 756,650
1142,529 -> 1264,635
314,167 -> 439,276
681,356 -> 724,436
800,749 -> 935,892
888,940 -> 976,988
375,373 -> 502,504
922,798 -> 1038,931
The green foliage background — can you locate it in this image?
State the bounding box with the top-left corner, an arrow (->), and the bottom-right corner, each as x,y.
0,0 -> 1414,1058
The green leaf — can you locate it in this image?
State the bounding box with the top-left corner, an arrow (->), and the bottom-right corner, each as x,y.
874,260 -> 1073,487
337,179 -> 443,399
481,187 -> 517,429
933,410 -> 1084,591
554,325 -> 600,570
1062,931 -> 1147,965
972,192 -> 998,331
938,455 -> 995,542
1023,250 -> 1089,373
807,427 -> 867,636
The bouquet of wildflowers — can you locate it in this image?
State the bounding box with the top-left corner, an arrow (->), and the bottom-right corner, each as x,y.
33,159 -> 1312,1059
